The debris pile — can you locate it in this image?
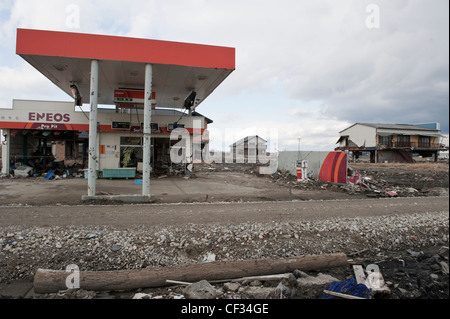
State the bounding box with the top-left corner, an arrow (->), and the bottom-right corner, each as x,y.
7,163 -> 85,180
263,164 -> 448,198
343,171 -> 409,197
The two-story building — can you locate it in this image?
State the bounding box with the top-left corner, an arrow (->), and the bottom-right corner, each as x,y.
229,135 -> 267,162
335,122 -> 447,163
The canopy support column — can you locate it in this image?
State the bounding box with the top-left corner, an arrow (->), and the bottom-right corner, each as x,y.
142,63 -> 153,197
1,129 -> 10,175
87,59 -> 99,197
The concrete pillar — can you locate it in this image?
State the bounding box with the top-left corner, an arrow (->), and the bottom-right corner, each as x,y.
87,59 -> 99,197
1,129 -> 10,175
142,63 -> 153,197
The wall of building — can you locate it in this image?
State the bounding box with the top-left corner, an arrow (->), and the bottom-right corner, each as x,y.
277,151 -> 331,179
340,125 -> 377,148
1,100 -> 209,172
377,150 -> 413,163
1,100 -> 207,132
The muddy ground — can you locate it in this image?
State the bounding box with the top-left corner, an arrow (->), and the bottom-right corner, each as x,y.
1,161 -> 448,206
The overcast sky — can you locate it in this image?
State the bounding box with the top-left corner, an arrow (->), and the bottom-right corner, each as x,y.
0,0 -> 448,151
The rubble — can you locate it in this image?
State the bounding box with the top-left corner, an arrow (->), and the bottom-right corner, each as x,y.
263,162 -> 449,199
343,162 -> 450,198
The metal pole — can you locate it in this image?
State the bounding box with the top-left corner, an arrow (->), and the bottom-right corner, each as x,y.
142,63 -> 153,196
1,129 -> 10,175
87,59 -> 99,197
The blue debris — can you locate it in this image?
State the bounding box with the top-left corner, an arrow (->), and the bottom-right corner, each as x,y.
44,170 -> 56,180
320,278 -> 371,299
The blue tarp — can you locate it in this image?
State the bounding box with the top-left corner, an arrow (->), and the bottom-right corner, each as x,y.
320,278 -> 371,299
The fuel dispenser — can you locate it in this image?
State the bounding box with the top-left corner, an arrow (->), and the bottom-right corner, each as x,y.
296,160 -> 308,181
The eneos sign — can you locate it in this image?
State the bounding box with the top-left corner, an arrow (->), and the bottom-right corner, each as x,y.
29,112 -> 71,123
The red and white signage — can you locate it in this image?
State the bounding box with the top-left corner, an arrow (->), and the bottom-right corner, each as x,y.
114,89 -> 156,106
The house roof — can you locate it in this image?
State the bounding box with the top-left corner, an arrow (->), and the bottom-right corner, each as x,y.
339,123 -> 440,134
230,135 -> 267,147
359,123 -> 439,131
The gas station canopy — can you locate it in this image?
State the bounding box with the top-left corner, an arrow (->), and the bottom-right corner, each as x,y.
16,28 -> 235,109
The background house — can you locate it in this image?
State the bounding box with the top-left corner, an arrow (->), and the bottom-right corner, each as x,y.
230,135 -> 267,161
336,122 -> 448,163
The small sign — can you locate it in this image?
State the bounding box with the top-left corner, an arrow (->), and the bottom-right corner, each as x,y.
112,122 -> 130,129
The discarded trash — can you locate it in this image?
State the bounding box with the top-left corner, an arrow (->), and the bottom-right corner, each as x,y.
204,252 -> 216,262
348,172 -> 361,184
14,165 -> 34,178
386,190 -> 398,197
44,170 -> 55,180
353,263 -> 391,295
320,278 -> 371,299
365,264 -> 390,294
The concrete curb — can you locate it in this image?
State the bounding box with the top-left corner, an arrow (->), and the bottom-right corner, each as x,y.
81,194 -> 156,203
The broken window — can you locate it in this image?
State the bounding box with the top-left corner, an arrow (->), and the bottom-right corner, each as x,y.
120,136 -> 142,168
379,135 -> 393,147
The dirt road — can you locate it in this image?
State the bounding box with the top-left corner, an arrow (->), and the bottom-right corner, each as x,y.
1,196 -> 448,228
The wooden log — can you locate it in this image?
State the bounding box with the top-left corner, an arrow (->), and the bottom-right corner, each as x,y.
323,290 -> 367,300
33,253 -> 348,293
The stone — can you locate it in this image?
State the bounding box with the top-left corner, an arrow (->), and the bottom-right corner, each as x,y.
132,293 -> 152,299
111,245 -> 122,252
183,280 -> 221,299
223,282 -> 240,292
297,273 -> 339,287
276,282 -> 291,298
239,286 -> 277,299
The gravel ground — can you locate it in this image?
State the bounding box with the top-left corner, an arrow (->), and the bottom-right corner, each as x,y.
0,161 -> 448,299
0,208 -> 448,299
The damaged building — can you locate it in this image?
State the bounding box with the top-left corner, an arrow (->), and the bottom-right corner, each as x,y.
0,28 -> 235,201
1,99 -> 213,177
336,123 -> 448,163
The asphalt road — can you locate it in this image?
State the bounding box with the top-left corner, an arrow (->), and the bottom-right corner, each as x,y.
1,196 -> 448,228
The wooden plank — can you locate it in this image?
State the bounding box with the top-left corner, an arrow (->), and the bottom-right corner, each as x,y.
323,290 -> 367,300
166,280 -> 191,286
353,265 -> 366,284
